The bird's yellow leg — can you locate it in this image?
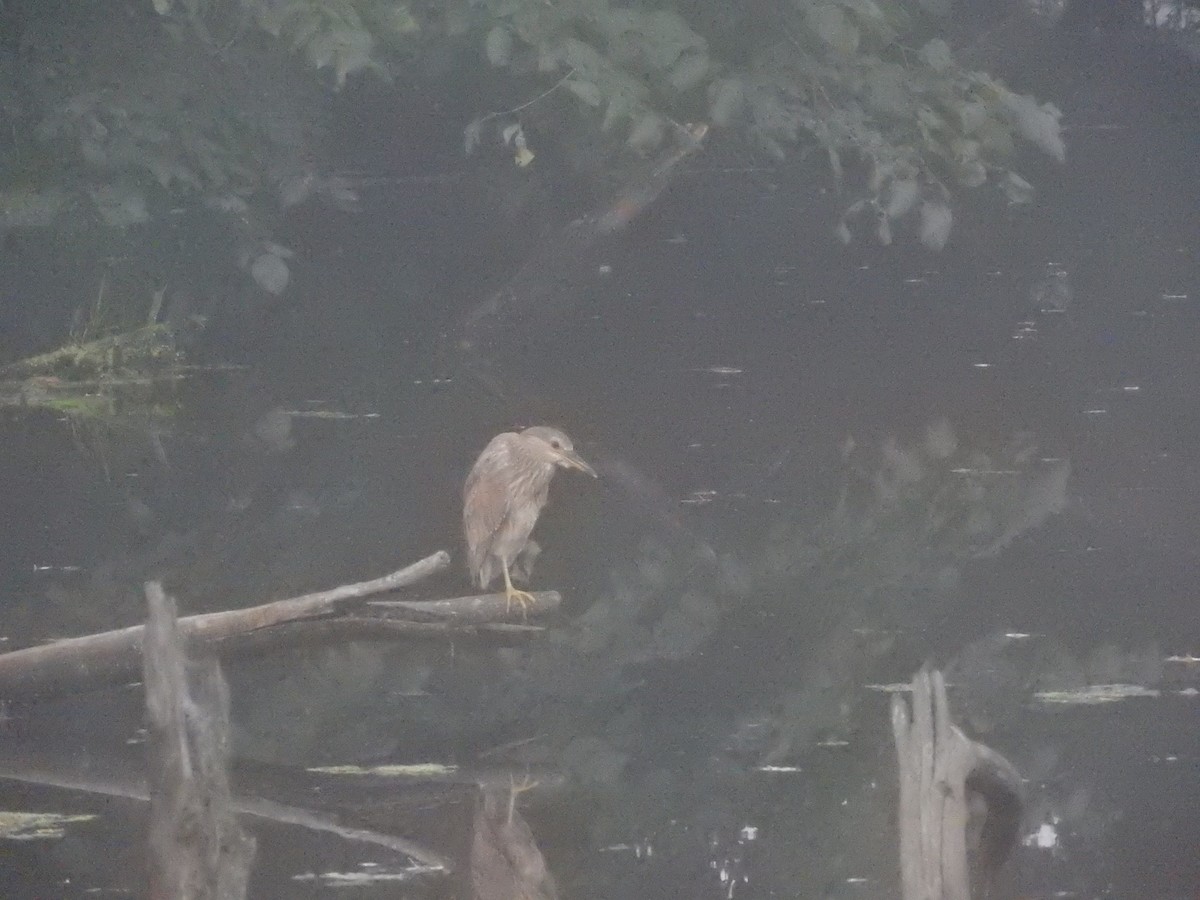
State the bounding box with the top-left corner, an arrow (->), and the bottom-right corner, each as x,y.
502,562 -> 538,618
506,771 -> 540,826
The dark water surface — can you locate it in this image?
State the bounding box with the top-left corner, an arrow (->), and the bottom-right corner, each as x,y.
2,25 -> 1199,900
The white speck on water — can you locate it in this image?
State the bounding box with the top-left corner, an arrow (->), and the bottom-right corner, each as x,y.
1026,821 -> 1059,850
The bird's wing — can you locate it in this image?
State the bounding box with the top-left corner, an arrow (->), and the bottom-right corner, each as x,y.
463,433 -> 519,582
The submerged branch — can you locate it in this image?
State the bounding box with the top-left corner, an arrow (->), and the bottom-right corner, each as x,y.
0,750 -> 454,873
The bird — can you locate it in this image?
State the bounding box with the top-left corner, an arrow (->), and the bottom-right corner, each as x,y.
463,426 -> 596,613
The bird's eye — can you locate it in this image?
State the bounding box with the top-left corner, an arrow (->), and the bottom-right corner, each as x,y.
550,440 -> 561,449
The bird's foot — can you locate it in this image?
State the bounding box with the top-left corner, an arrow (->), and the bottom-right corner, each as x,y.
504,586 -> 538,619
506,772 -> 540,826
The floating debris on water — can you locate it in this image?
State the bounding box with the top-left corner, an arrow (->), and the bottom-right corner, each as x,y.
772,263 -> 800,285
1013,320 -> 1039,340
599,840 -> 654,858
307,763 -> 458,777
294,865 -> 443,884
864,683 -> 912,693
1031,266 -> 1073,312
1025,820 -> 1059,850
0,811 -> 97,840
1034,684 -> 1160,705
282,409 -> 381,419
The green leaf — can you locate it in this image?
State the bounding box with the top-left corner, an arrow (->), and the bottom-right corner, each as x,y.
378,5 -> 419,36
999,91 -> 1065,162
485,26 -> 514,67
561,38 -> 606,78
957,158 -> 987,188
865,63 -> 913,117
250,251 -> 290,295
919,200 -> 953,250
626,112 -> 666,154
334,47 -> 374,88
565,79 -> 604,107
840,0 -> 898,43
1000,171 -> 1035,204
884,178 -> 919,218
306,30 -> 336,70
951,138 -> 987,187
876,212 -> 892,245
290,10 -> 323,52
956,100 -> 989,135
919,38 -> 953,72
668,51 -> 710,92
623,10 -> 703,71
807,5 -> 860,55
708,78 -> 745,127
748,87 -> 798,143
601,96 -> 632,132
975,117 -> 1015,157
89,183 -> 150,228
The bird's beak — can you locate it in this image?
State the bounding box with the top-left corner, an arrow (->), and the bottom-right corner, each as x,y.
557,449 -> 597,477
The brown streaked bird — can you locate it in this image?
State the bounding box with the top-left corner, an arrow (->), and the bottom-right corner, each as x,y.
463,426 -> 597,612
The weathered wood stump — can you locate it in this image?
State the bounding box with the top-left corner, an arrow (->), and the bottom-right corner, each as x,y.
143,583 -> 255,900
891,666 -> 1023,900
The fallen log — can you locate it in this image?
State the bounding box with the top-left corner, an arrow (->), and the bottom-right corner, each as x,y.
208,593 -> 562,659
0,552 -> 451,700
367,589 -> 560,622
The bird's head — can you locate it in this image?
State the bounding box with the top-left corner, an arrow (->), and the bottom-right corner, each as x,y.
519,426 -> 598,477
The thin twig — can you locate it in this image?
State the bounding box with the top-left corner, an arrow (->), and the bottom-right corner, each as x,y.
473,68 -> 577,130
